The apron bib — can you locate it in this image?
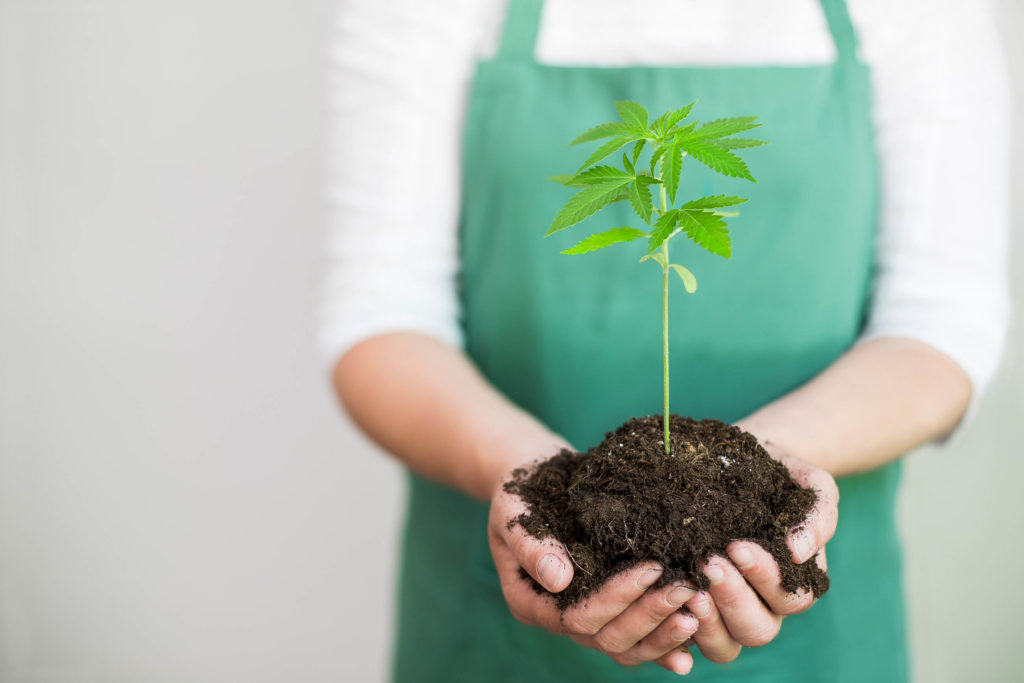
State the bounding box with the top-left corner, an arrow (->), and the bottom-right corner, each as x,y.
394,1 -> 906,680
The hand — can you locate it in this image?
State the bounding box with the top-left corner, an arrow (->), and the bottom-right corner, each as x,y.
683,448 -> 839,663
488,469 -> 699,675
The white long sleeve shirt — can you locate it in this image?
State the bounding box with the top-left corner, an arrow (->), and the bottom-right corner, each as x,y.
322,0 -> 1011,407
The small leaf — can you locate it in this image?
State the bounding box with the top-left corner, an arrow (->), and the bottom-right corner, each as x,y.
549,174 -> 583,187
562,227 -> 647,255
677,208 -> 732,257
683,195 -> 748,210
639,251 -> 668,268
662,142 -> 684,203
547,178 -> 634,235
631,139 -> 646,164
622,152 -> 635,176
678,138 -> 755,182
659,102 -> 697,136
691,117 -> 761,141
572,166 -> 632,184
670,264 -> 698,293
629,180 -> 653,224
649,144 -> 668,174
647,209 -> 679,252
615,101 -> 649,132
717,137 -> 769,150
579,136 -> 634,171
570,121 -> 634,146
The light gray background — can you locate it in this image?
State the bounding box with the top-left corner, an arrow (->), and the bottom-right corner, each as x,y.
0,1 -> 1020,681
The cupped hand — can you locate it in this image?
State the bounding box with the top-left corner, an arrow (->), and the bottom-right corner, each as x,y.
685,448 -> 838,662
488,475 -> 698,675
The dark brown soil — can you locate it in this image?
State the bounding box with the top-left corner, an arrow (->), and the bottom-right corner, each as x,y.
504,415 -> 830,610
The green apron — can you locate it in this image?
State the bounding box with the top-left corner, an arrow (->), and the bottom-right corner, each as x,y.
394,0 -> 907,680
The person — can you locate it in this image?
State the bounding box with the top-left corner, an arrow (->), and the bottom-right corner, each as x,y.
323,0 -> 1010,680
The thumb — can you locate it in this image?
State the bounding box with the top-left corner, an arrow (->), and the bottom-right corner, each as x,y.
494,494 -> 574,593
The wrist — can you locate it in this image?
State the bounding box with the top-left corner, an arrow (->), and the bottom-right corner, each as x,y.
474,426 -> 570,500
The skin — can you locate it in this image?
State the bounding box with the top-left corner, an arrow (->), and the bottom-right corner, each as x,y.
335,332 -> 970,674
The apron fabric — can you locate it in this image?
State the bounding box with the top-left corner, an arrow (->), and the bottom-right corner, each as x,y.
393,0 -> 907,680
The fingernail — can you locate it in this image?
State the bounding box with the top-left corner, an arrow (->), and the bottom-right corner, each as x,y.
538,554 -> 565,590
670,625 -> 690,641
636,566 -> 663,590
691,592 -> 711,618
666,585 -> 695,607
728,545 -> 755,570
704,563 -> 725,586
790,528 -> 816,564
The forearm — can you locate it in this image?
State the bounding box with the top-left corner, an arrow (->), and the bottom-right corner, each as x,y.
736,337 -> 972,477
333,332 -> 569,500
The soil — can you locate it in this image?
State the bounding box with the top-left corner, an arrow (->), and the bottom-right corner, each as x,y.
504,415 -> 830,610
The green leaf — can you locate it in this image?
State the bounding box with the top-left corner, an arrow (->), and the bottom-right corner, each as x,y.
717,137 -> 769,150
662,142 -> 684,203
677,208 -> 732,257
561,227 -> 647,255
683,195 -> 748,210
659,102 -> 697,136
670,264 -> 698,293
622,152 -> 635,176
678,138 -> 755,182
615,101 -> 649,132
639,251 -> 668,268
629,180 -> 654,224
570,121 -> 634,146
579,136 -> 634,171
547,178 -> 634,235
572,165 -> 632,184
647,209 -> 679,252
691,117 -> 761,140
631,139 -> 646,164
649,144 -> 668,174
549,174 -> 583,187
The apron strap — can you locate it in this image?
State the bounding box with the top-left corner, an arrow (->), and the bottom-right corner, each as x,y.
496,0 -> 544,62
819,0 -> 860,65
496,0 -> 859,66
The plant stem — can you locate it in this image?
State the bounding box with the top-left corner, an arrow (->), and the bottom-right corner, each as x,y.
658,167 -> 671,456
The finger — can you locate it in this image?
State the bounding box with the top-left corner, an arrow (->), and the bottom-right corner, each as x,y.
490,492 -> 573,592
686,591 -> 742,664
783,460 -> 839,564
726,541 -> 814,616
704,557 -> 782,648
612,610 -> 699,667
560,562 -> 663,636
593,582 -> 696,654
489,531 -> 565,634
655,646 -> 695,676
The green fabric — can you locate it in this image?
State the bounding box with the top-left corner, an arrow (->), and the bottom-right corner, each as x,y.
393,0 -> 907,680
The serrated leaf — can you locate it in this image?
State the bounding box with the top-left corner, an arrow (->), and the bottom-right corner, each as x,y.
683,195 -> 748,210
622,152 -> 635,176
615,101 -> 648,132
579,136 -> 634,171
678,208 -> 732,257
662,142 -> 684,203
547,178 -> 634,235
678,138 -> 755,182
717,137 -> 769,150
561,227 -> 647,255
570,121 -> 634,146
647,209 -> 679,252
659,102 -> 697,136
628,180 -> 653,224
572,166 -> 633,184
649,144 -> 668,174
549,174 -> 583,187
631,139 -> 646,164
639,251 -> 668,268
691,117 -> 761,141
670,264 -> 698,293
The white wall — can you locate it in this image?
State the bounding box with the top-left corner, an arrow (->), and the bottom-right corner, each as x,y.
0,1 -> 1020,681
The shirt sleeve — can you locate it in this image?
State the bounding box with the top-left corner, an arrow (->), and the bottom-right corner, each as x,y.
319,0 -> 503,370
849,0 -> 1012,405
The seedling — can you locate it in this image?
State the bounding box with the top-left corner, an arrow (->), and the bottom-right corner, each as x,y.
547,101 -> 767,455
